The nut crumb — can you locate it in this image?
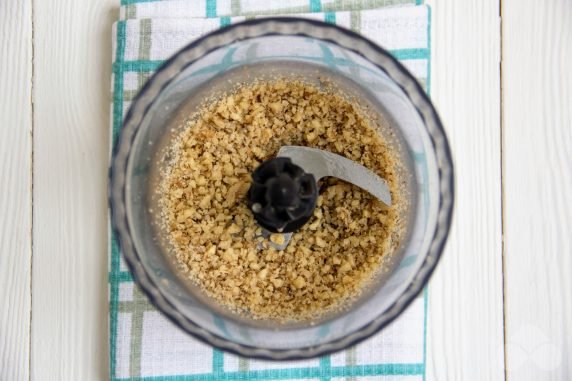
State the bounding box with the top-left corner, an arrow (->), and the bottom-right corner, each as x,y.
160,79 -> 405,321
270,233 -> 286,245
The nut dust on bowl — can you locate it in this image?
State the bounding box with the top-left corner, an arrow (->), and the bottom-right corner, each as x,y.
159,78 -> 409,322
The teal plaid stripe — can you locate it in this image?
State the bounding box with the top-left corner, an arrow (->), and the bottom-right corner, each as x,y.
122,0 -> 157,4
206,0 -> 217,17
114,363 -> 424,380
111,4 -> 431,380
120,0 -> 422,18
120,0 -> 422,6
110,20 -> 127,380
116,47 -> 428,74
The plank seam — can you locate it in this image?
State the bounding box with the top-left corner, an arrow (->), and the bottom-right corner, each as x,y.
499,0 -> 508,379
28,0 -> 35,379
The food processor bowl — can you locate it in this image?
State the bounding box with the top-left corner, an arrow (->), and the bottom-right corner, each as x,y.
109,18 -> 454,360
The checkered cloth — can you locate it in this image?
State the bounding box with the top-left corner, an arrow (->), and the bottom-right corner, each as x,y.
110,1 -> 431,380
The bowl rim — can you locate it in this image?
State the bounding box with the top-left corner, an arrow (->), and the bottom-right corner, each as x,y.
109,17 -> 455,360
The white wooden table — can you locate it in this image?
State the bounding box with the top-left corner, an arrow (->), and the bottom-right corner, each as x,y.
1,0 -> 571,379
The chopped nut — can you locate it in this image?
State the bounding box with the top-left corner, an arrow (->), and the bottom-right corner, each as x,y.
315,236 -> 327,248
306,132 -> 317,142
308,219 -> 320,230
223,163 -> 234,177
218,240 -> 231,250
199,195 -> 212,209
247,251 -> 257,262
271,278 -> 284,288
269,102 -> 283,113
339,261 -> 352,273
222,248 -> 236,262
226,223 -> 241,235
269,233 -> 285,245
292,276 -> 306,289
258,268 -> 268,279
160,79 -> 405,321
176,209 -> 193,223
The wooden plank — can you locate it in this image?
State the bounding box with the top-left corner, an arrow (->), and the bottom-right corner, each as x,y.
502,0 -> 572,379
424,1 -> 505,379
31,0 -> 116,378
0,0 -> 33,379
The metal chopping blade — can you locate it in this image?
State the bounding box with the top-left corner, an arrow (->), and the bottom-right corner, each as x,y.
278,146 -> 392,207
261,146 -> 392,250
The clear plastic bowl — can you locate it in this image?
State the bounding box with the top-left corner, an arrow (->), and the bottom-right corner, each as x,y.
109,18 -> 454,360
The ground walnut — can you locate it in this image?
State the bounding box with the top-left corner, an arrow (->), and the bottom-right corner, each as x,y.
161,79 -> 405,321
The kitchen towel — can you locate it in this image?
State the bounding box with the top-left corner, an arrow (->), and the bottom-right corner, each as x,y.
110,1 -> 431,380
